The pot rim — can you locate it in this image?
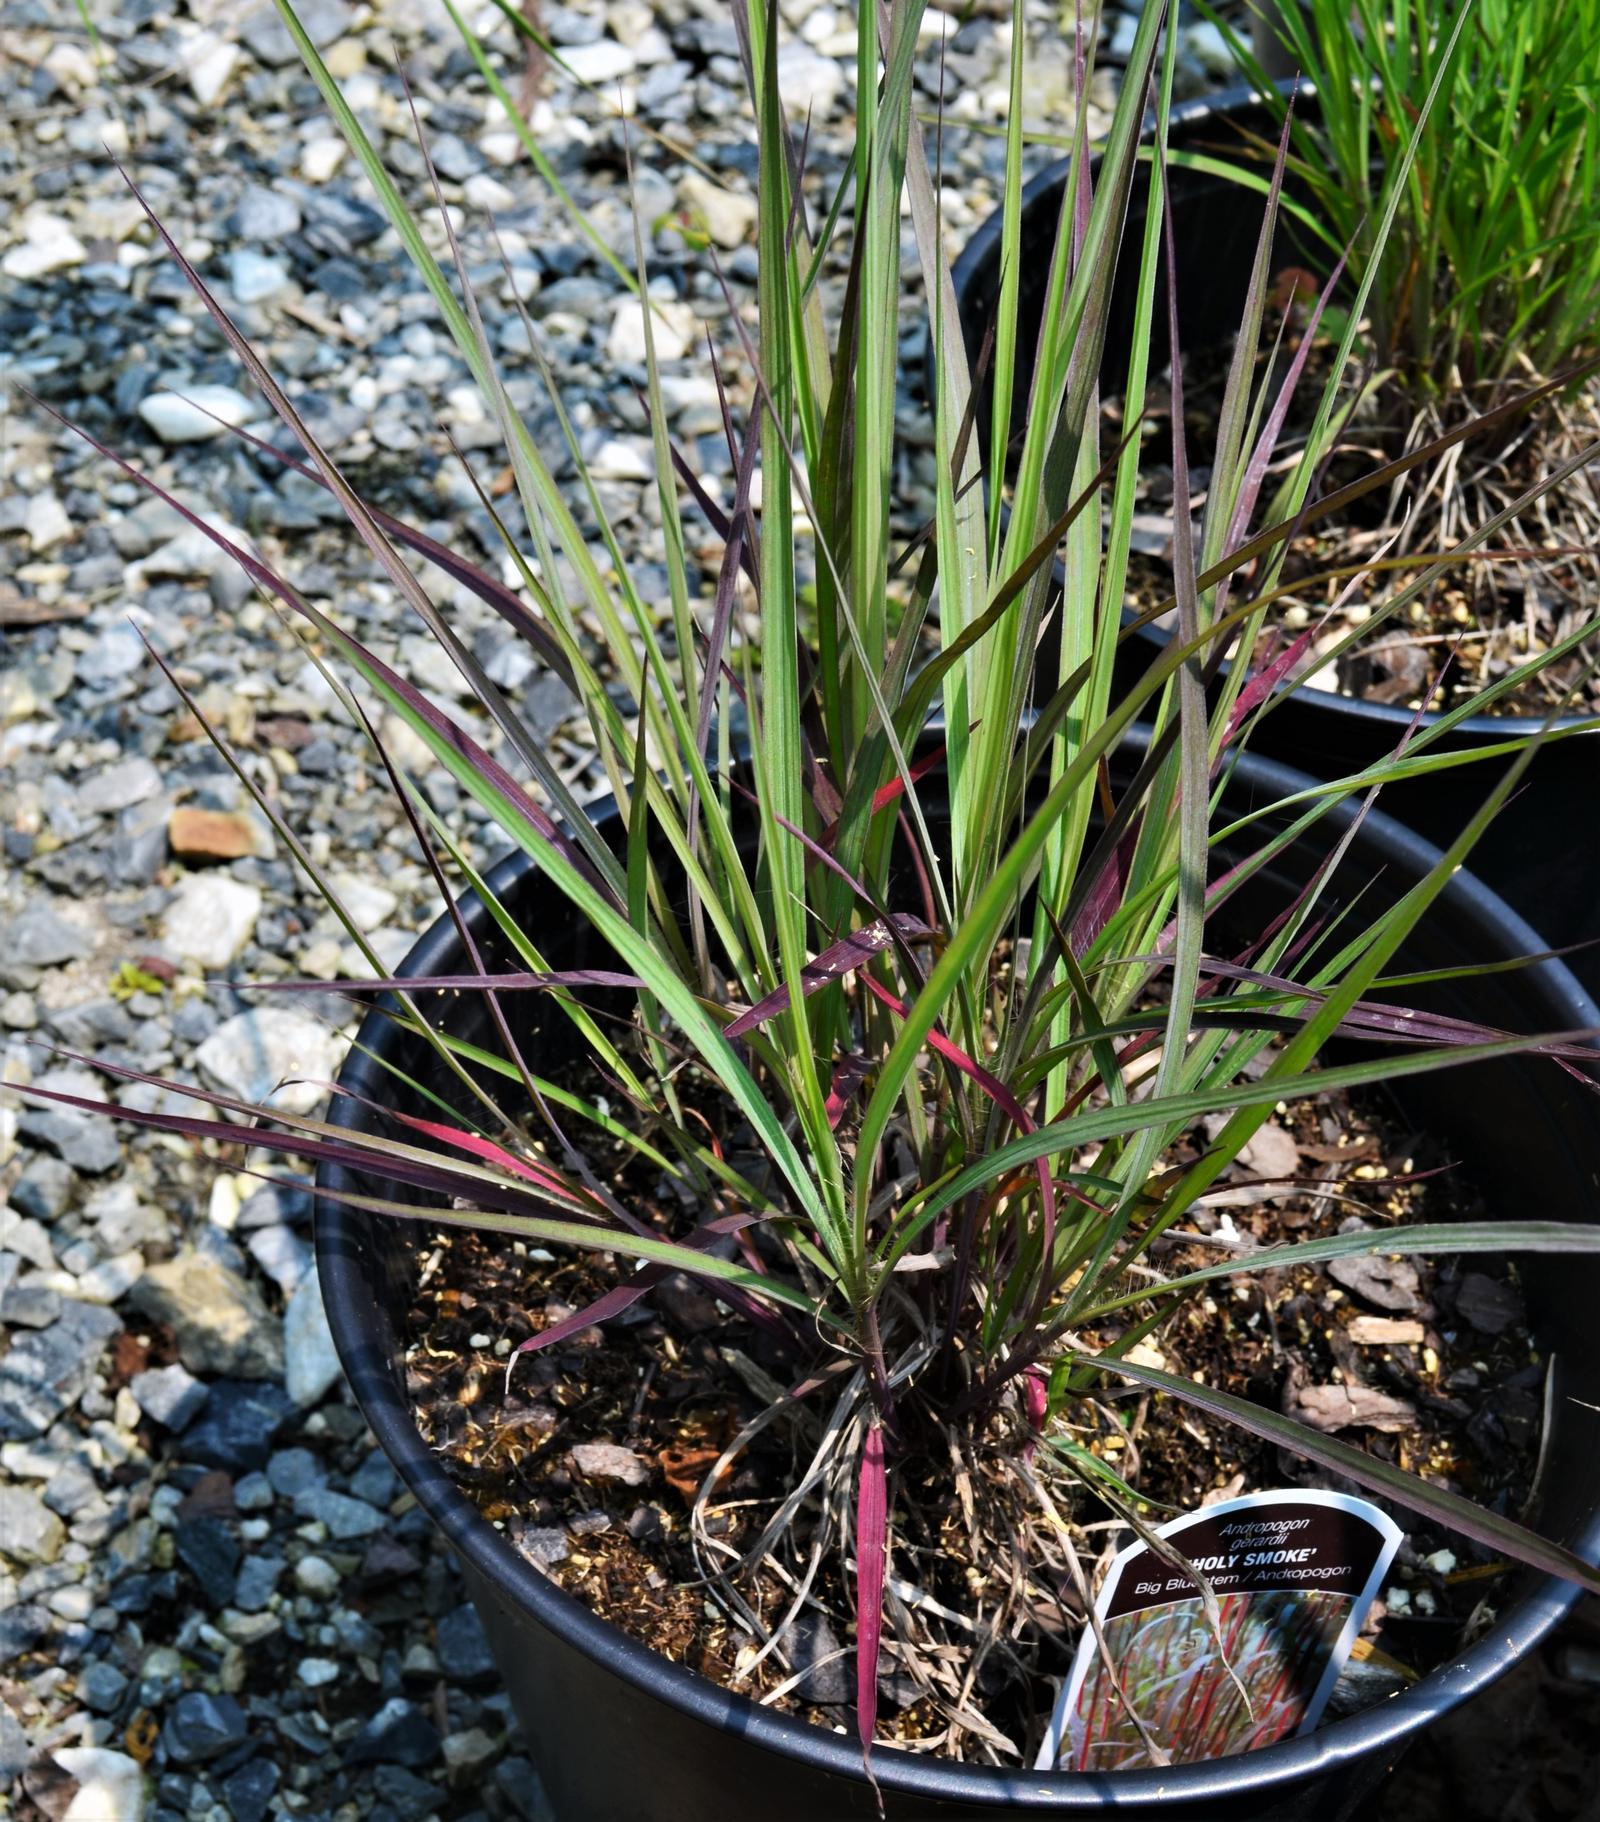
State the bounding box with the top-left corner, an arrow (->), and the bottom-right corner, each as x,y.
316,736 -> 1600,1809
941,77 -> 1596,744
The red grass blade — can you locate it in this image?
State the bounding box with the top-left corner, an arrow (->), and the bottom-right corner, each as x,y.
825,1052 -> 874,1128
1219,626 -> 1316,751
858,974 -> 1057,1252
855,1419 -> 888,1756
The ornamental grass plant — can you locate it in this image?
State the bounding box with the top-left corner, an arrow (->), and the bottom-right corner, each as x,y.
25,0 -> 1600,1774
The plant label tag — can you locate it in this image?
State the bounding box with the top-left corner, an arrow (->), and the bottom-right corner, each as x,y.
1038,1489 -> 1401,1772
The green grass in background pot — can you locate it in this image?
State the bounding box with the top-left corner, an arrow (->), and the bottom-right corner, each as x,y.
1211,0 -> 1600,395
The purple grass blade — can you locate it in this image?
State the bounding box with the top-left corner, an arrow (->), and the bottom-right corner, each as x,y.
508,1209 -> 768,1367
1068,819 -> 1138,953
1215,247 -> 1352,620
723,914 -> 931,1039
242,968 -> 648,994
112,166 -> 570,808
16,1081 -> 593,1223
35,398 -> 616,906
663,430 -> 759,587
178,410 -> 574,690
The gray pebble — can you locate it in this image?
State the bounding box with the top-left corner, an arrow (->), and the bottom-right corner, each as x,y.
130,1363 -> 209,1431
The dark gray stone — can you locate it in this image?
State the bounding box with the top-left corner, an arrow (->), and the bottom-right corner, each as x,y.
310,256 -> 366,300
222,1756 -> 280,1822
298,188 -> 386,252
0,1604 -> 49,1667
42,997 -> 134,1048
266,1446 -> 323,1498
293,1487 -> 385,1538
372,1763 -> 442,1821
174,1515 -> 241,1607
178,1380 -> 292,1472
435,1605 -> 496,1689
240,0 -> 350,64
233,1553 -> 285,1613
161,1690 -> 250,1764
494,1757 -> 558,1822
107,795 -> 173,886
77,1659 -> 130,1713
345,1698 -> 441,1769
16,1106 -> 122,1175
787,1612 -> 850,1706
0,902 -> 90,966
10,1156 -> 73,1221
349,1451 -> 398,1508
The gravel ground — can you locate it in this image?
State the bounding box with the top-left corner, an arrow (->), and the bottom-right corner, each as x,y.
2,1 -> 1592,1819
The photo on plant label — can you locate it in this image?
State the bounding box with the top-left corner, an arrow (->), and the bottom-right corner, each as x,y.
1044,1491 -> 1402,1771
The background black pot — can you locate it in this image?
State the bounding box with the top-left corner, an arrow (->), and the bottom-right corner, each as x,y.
937,84 -> 1600,993
317,735 -> 1600,1821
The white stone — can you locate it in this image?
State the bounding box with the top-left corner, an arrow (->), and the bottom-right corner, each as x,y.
186,32 -> 240,106
284,1271 -> 342,1407
300,136 -> 348,182
295,1553 -> 341,1596
298,1657 -> 341,1687
2,217 -> 87,280
558,39 -> 637,83
53,1748 -> 145,1822
74,1250 -> 146,1304
678,173 -> 757,250
25,493 -> 73,553
606,296 -> 696,364
395,632 -> 470,699
481,131 -> 523,167
229,249 -> 289,302
325,871 -> 399,934
131,521 -> 251,585
78,757 -> 162,815
208,1175 -> 243,1231
376,709 -> 434,774
161,874 -> 262,970
463,172 -> 517,212
195,1008 -> 344,1117
775,43 -> 845,115
635,24 -> 674,65
137,386 -> 256,444
589,438 -> 654,482
44,41 -> 101,90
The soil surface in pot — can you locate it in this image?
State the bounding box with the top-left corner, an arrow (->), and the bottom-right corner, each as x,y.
1115,336 -> 1600,721
396,1058 -> 1546,1772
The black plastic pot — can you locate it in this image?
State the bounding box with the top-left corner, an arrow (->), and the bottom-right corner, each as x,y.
940,85 -> 1600,991
316,734 -> 1600,1819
